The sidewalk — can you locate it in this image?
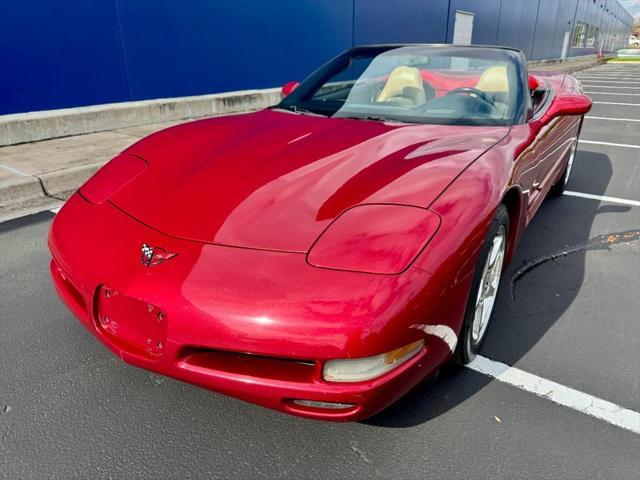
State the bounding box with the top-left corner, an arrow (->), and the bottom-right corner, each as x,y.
0,56 -> 606,221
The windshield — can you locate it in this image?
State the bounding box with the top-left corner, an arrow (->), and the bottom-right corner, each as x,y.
277,46 -> 526,126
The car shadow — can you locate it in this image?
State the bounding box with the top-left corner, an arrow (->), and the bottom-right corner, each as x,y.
366,149 -> 627,428
0,210 -> 55,234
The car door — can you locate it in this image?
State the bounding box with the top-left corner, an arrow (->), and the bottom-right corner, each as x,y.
512,135 -> 545,221
523,85 -> 578,218
533,115 -> 578,191
511,81 -> 548,222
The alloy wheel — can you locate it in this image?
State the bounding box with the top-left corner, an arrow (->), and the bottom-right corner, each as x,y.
471,225 -> 506,345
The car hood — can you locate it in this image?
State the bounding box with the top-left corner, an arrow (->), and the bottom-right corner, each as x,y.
111,109 -> 508,252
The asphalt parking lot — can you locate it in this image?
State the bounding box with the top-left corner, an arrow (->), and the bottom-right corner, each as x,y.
1,63 -> 639,479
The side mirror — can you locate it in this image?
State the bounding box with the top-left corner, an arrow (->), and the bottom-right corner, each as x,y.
528,75 -> 541,91
281,81 -> 300,97
540,93 -> 592,124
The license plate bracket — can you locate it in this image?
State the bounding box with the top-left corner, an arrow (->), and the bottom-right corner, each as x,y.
96,286 -> 168,358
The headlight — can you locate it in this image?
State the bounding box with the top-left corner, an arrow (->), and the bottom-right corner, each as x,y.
323,340 -> 424,382
307,204 -> 440,274
79,153 -> 148,204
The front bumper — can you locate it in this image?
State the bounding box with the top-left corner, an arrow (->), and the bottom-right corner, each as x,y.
49,194 -> 454,421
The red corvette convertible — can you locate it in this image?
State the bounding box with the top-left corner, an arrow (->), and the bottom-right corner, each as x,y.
49,45 -> 591,421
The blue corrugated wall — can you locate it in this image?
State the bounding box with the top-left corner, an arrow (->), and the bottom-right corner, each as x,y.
0,0 -> 633,115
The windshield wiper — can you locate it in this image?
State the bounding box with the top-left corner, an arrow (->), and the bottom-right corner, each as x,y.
272,105 -> 327,117
337,114 -> 402,123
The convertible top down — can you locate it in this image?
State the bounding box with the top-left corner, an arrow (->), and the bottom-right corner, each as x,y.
49,45 -> 591,421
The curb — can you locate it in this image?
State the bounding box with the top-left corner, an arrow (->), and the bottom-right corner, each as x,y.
527,53 -> 600,66
0,88 -> 282,147
39,162 -> 104,199
0,175 -> 45,208
528,55 -> 608,74
0,163 -> 102,210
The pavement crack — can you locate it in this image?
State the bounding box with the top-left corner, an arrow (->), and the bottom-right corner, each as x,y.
32,173 -> 66,201
511,229 -> 640,299
350,441 -> 372,464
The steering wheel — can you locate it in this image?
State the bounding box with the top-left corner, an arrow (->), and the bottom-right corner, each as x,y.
445,87 -> 492,104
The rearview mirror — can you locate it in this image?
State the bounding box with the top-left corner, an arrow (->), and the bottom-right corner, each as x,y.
540,94 -> 592,124
281,81 -> 300,97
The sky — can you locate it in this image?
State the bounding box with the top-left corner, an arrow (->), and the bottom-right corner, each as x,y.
620,0 -> 640,21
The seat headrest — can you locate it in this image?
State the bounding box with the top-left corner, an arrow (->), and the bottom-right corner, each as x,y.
476,66 -> 509,93
377,66 -> 424,102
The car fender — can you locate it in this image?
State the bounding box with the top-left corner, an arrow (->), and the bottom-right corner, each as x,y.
410,138 -> 521,337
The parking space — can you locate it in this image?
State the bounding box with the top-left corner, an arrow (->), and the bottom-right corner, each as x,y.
589,102 -> 640,119
575,66 -> 640,203
484,195 -> 640,409
1,63 -> 639,478
485,64 -> 639,411
568,144 -> 640,201
582,93 -> 640,105
582,119 -> 640,146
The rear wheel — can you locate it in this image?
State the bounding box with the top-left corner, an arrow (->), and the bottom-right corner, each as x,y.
454,205 -> 508,364
549,138 -> 577,197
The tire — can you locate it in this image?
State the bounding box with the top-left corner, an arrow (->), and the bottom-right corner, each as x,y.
454,204 -> 509,364
549,118 -> 583,197
549,138 -> 577,197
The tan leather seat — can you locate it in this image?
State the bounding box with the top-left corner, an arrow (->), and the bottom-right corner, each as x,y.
475,65 -> 509,115
376,66 -> 426,107
475,66 -> 509,92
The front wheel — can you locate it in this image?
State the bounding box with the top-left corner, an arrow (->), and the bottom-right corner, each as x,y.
454,205 -> 509,364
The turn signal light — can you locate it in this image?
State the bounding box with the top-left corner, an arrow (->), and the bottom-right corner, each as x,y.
323,340 -> 425,382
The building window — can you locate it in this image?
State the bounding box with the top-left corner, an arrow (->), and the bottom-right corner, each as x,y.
573,22 -> 588,47
586,25 -> 599,47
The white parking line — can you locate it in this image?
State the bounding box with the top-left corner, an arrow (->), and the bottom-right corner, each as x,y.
578,75 -> 640,78
579,139 -> 640,149
586,74 -> 640,76
0,164 -> 30,177
593,101 -> 640,106
578,80 -> 640,84
468,355 -> 640,435
582,71 -> 640,74
580,85 -> 640,89
585,116 -> 640,122
577,75 -> 640,79
578,79 -> 640,83
584,92 -> 640,96
563,191 -> 640,207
